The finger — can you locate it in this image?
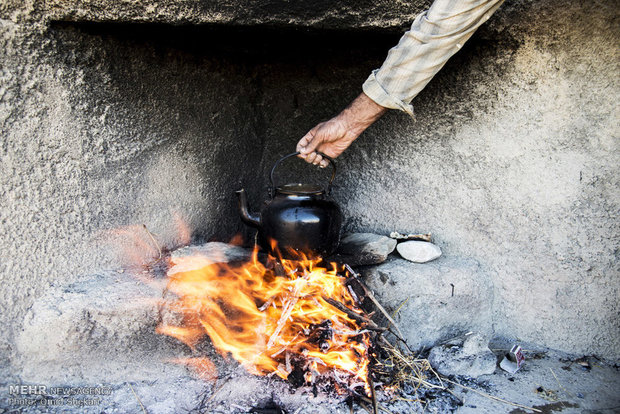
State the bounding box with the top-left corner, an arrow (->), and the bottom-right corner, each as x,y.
299,123 -> 325,155
296,134 -> 311,155
319,159 -> 329,168
305,152 -> 318,164
297,125 -> 319,155
312,153 -> 323,166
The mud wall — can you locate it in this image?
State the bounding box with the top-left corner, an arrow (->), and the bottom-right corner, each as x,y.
0,0 -> 618,371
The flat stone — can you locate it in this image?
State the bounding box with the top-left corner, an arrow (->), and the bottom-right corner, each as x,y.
396,241 -> 442,263
362,257 -> 493,351
428,333 -> 497,378
16,270 -> 190,383
334,233 -> 397,266
169,242 -> 252,274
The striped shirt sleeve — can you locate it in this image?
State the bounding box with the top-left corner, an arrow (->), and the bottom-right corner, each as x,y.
362,0 -> 505,118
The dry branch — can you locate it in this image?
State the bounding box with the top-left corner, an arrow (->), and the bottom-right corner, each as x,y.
321,296 -> 386,332
389,232 -> 432,242
128,383 -> 147,414
344,265 -> 410,351
142,224 -> 162,260
368,376 -> 378,414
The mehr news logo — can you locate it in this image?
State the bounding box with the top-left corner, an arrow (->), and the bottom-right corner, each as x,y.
7,384 -> 112,407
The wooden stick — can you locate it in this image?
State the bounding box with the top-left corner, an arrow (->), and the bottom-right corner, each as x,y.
550,367 -> 572,398
442,378 -> 542,413
142,224 -> 162,260
359,401 -> 372,414
368,376 -> 378,414
357,396 -> 395,414
322,296 -> 386,332
128,383 -> 147,414
345,266 -> 409,350
203,376 -> 233,407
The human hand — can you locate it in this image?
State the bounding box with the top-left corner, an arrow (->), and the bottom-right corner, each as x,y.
296,117 -> 357,168
297,92 -> 387,167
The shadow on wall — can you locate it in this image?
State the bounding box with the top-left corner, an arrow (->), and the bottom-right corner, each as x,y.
47,21 -> 408,244
47,17 -> 524,242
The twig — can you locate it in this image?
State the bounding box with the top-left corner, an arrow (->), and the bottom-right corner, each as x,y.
203,376 -> 233,407
322,296 -> 386,332
128,383 -> 147,414
391,297 -> 410,318
444,387 -> 464,405
368,376 -> 378,414
359,401 -> 373,414
442,378 -> 542,413
268,296 -> 299,348
389,232 -> 432,242
357,396 -> 395,414
550,368 -> 572,398
142,224 -> 162,260
345,266 -> 409,350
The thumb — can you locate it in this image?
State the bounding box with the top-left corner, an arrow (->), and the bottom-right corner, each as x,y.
297,124 -> 323,155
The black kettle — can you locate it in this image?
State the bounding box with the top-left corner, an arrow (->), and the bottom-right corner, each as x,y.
236,152 -> 342,258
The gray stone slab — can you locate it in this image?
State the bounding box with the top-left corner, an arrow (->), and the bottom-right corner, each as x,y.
333,232 -> 397,266
15,270 -> 190,383
362,256 -> 494,351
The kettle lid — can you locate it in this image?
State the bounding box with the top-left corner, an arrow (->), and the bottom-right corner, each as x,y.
276,183 -> 324,195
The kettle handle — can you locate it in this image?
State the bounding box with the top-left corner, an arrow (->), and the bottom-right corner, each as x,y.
269,151 -> 336,198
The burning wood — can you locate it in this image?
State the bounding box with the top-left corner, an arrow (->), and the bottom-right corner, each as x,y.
157,246 -> 373,395
156,243 -> 542,414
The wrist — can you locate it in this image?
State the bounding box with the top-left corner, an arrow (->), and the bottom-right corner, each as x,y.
338,92 -> 387,137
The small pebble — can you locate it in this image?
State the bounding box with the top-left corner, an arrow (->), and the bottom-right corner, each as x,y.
577,392 -> 584,399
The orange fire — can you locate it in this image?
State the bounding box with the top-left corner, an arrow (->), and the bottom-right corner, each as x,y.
157,246 -> 371,394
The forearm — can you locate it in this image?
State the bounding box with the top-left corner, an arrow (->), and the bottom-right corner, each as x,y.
336,92 -> 387,137
363,0 -> 504,116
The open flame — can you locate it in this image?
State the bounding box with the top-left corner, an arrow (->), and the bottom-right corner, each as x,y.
157,245 -> 371,394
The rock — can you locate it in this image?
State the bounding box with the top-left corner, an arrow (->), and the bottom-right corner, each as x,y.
164,242 -> 254,326
169,242 -> 252,274
363,257 -> 493,350
428,333 -> 497,378
333,233 -> 397,266
396,241 -> 442,263
16,270 -> 191,383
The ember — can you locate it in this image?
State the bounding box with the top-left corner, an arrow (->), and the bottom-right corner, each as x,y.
157,246 -> 373,395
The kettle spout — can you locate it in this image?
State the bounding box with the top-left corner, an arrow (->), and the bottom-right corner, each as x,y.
235,189 -> 261,229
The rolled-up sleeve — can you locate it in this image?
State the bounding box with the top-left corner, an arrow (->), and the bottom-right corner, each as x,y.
363,0 -> 504,118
